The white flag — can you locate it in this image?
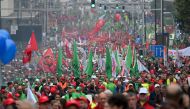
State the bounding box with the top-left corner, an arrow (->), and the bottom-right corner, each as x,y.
27,86 -> 37,104
137,60 -> 149,73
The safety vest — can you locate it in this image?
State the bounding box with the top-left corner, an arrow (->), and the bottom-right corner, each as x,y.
166,78 -> 177,86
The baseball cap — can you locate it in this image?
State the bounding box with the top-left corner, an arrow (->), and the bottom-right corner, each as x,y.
154,84 -> 160,88
66,100 -> 80,108
129,83 -> 133,86
3,98 -> 15,106
139,88 -> 148,94
39,96 -> 49,104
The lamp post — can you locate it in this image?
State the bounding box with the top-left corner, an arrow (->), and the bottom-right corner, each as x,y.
154,0 -> 157,38
0,0 -> 2,28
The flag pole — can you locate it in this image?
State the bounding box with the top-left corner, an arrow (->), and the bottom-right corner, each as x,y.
0,63 -> 3,87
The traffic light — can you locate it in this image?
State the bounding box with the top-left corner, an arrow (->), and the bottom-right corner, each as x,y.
99,4 -> 102,8
104,6 -> 107,10
91,0 -> 95,8
122,6 -> 125,12
104,6 -> 107,12
116,4 -> 119,9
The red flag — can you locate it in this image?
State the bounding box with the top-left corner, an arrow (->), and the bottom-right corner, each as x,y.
22,50 -> 32,64
43,48 -> 54,57
146,41 -> 149,50
38,48 -> 56,73
27,32 -> 38,51
22,32 -> 38,64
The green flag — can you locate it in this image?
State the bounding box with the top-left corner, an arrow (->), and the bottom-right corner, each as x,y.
126,45 -> 132,70
130,49 -> 139,77
57,47 -> 63,77
85,49 -> 93,76
106,47 -> 112,79
72,40 -> 80,78
115,50 -> 121,75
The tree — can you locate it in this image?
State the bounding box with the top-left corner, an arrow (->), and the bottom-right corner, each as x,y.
174,0 -> 190,34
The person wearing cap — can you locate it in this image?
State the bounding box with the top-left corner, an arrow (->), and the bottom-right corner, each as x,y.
58,77 -> 67,92
39,95 -> 50,109
77,97 -> 90,109
106,78 -> 116,93
126,83 -> 136,93
63,85 -> 79,101
149,84 -> 162,108
138,87 -> 154,109
3,98 -> 17,109
41,85 -> 50,96
66,100 -> 80,109
141,79 -> 150,93
16,85 -> 26,101
6,82 -> 15,94
87,80 -> 98,94
76,86 -> 86,97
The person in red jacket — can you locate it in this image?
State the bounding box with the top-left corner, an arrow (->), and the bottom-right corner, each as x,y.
137,88 -> 154,109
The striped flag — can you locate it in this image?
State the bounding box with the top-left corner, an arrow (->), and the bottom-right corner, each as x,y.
137,59 -> 149,73
65,39 -> 73,58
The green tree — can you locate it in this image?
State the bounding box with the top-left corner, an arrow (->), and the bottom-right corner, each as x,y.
174,0 -> 190,34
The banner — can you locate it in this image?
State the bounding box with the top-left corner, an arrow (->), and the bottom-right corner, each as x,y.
169,46 -> 190,57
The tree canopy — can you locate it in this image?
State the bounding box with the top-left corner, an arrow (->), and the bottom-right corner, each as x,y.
174,0 -> 190,34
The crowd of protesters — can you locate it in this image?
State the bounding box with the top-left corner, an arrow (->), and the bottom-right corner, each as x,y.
1,35 -> 190,109
0,54 -> 190,109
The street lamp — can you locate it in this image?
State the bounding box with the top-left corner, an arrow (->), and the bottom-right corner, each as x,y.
0,0 -> 3,28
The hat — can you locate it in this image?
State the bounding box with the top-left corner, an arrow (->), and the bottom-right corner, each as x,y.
50,86 -> 57,94
66,100 -> 80,108
110,78 -> 114,82
79,83 -> 85,88
123,79 -> 129,83
35,79 -> 39,82
76,86 -> 81,91
91,75 -> 97,79
25,79 -> 28,82
129,83 -> 133,86
44,86 -> 50,90
139,88 -> 148,94
39,96 -> 49,104
60,77 -> 65,80
15,93 -> 20,97
3,98 -> 15,106
0,89 -> 6,94
7,93 -> 13,98
68,86 -> 75,89
77,97 -> 89,103
154,84 -> 160,88
49,83 -> 54,86
99,85 -> 106,90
